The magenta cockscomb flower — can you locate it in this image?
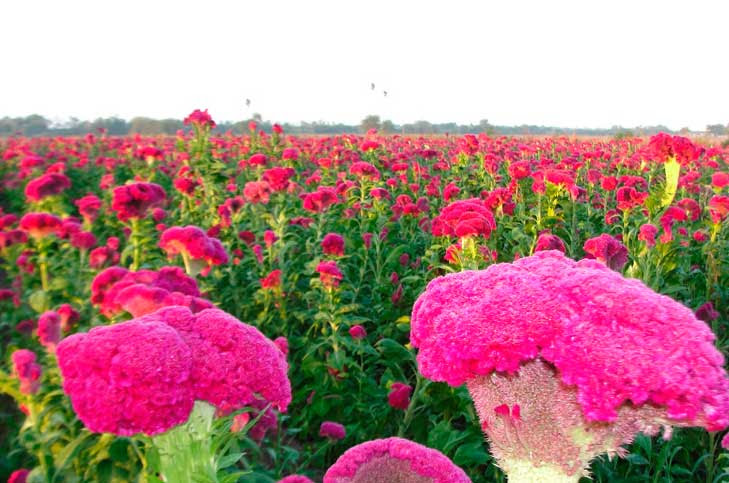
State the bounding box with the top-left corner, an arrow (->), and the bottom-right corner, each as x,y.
431,198 -> 496,239
277,475 -> 314,483
184,109 -> 216,129
25,172 -> 71,201
11,349 -> 42,395
75,194 -> 102,224
323,437 -> 470,483
7,469 -> 30,483
135,306 -> 291,413
534,231 -> 566,253
582,233 -> 628,271
19,212 -> 62,239
159,225 -> 229,276
322,232 -> 345,257
319,421 -> 346,440
111,182 -> 166,222
411,250 -> 729,480
37,310 -> 62,353
388,382 -> 413,411
316,260 -> 344,288
57,319 -> 194,436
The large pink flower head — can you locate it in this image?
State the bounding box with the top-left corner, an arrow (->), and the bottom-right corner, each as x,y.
322,232 -> 345,257
135,306 -> 291,413
25,172 -> 71,201
12,349 -> 42,395
111,182 -> 166,222
184,108 -> 216,129
323,437 -> 470,483
37,310 -> 62,353
411,250 -> 729,479
57,319 -> 194,436
159,225 -> 229,275
19,212 -> 62,239
74,194 -> 102,223
431,198 -> 496,239
647,132 -> 700,165
316,260 -> 344,288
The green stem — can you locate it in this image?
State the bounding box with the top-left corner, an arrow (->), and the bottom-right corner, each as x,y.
398,373 -> 422,437
130,218 -> 141,271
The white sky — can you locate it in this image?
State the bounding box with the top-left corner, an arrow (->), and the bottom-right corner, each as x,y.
2,0 -> 728,130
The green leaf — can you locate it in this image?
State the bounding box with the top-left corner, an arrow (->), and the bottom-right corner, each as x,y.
29,290 -> 50,313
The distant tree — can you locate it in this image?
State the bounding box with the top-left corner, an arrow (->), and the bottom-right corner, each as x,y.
361,115 -> 381,133
679,127 -> 691,135
706,124 -> 727,135
381,120 -> 395,134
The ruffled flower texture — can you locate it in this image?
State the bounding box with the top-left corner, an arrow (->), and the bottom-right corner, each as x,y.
57,319 -> 194,436
111,182 -> 166,222
159,225 -> 229,275
323,437 -> 471,483
57,306 -> 291,437
91,266 -> 212,318
431,198 -> 496,239
410,250 -> 729,478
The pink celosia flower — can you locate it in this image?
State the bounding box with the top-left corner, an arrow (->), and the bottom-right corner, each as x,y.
25,173 -> 71,201
184,108 -> 216,129
135,306 -> 291,413
111,182 -> 166,222
319,421 -> 346,440
37,311 -> 62,353
410,250 -> 729,479
322,233 -> 345,257
159,225 -> 229,275
431,198 -> 496,239
711,172 -> 729,189
75,194 -> 102,223
261,269 -> 283,290
582,233 -> 628,271
302,186 -> 339,213
695,302 -> 719,323
277,475 -> 314,483
263,167 -> 296,192
57,303 -> 80,332
19,212 -> 62,239
316,260 -> 343,288
57,319 -> 194,436
534,231 -> 566,253
638,224 -> 658,248
388,382 -> 412,410
348,325 -> 367,339
7,469 -> 30,483
243,181 -> 272,204
708,195 -> 729,224
12,349 -> 42,395
274,336 -> 289,356
323,437 -> 470,483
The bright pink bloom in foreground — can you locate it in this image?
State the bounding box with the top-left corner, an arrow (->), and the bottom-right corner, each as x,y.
323,437 -> 470,483
25,173 -> 71,201
319,421 -> 346,440
321,233 -> 345,257
57,319 -> 194,436
582,233 -> 628,271
111,182 -> 166,222
135,306 -> 291,412
277,475 -> 314,483
431,198 -> 496,238
19,212 -> 62,239
411,250 -> 729,427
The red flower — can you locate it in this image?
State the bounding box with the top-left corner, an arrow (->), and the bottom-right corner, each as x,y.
348,324 -> 367,339
583,234 -> 628,271
260,269 -> 282,290
432,199 -> 496,238
19,212 -> 62,239
388,382 -> 412,410
319,421 -> 346,440
243,181 -> 272,204
183,109 -> 216,129
321,233 -> 345,257
302,186 -> 339,213
111,183 -> 166,222
316,260 -> 343,288
708,195 -> 729,224
75,194 -> 102,223
534,232 -> 566,253
25,173 -> 71,201
262,167 -> 296,192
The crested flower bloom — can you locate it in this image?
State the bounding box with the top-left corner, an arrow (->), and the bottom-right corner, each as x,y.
321,233 -> 345,257
410,251 -> 729,480
316,260 -> 343,288
25,172 -> 71,201
319,421 -> 346,440
277,476 -> 314,483
135,306 -> 291,412
708,195 -> 729,224
431,198 -> 496,239
387,382 -> 412,410
57,319 -> 194,436
263,167 -> 296,192
19,212 -> 62,239
638,224 -> 659,248
57,303 -> 80,332
534,231 -> 566,253
302,186 -> 339,213
37,310 -> 62,353
12,349 -> 42,395
159,225 -> 229,275
75,194 -> 103,224
7,469 -> 30,483
323,437 -> 470,483
111,182 -> 166,222
184,109 -> 216,129
582,233 -> 628,271
260,269 -> 283,290
647,133 -> 700,165
348,324 -> 367,339
243,180 -> 272,204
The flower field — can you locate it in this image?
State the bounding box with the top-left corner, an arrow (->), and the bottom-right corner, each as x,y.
1,110 -> 728,482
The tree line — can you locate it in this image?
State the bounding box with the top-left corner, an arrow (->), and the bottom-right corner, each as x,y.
1,113 -> 727,138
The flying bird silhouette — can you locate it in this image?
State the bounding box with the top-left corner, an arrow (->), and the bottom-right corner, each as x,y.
383,90 -> 388,97
245,98 -> 251,107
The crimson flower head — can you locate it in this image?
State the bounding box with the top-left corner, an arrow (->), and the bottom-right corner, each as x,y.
159,225 -> 229,275
582,233 -> 628,271
243,180 -> 272,204
76,194 -> 104,222
319,421 -> 346,440
321,233 -> 345,257
260,269 -> 282,290
183,108 -> 216,129
263,167 -> 296,192
708,195 -> 729,224
111,182 -> 166,222
19,212 -> 62,239
25,173 -> 71,202
348,324 -> 367,339
8,469 -> 30,483
316,260 -> 343,288
647,133 -> 700,165
302,186 -> 339,213
431,198 -> 496,239
411,250 -> 729,479
37,310 -> 62,353
388,382 -> 412,410
277,476 -> 314,483
12,349 -> 42,395
534,231 -> 566,253
323,437 -> 470,483
638,224 -> 659,248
